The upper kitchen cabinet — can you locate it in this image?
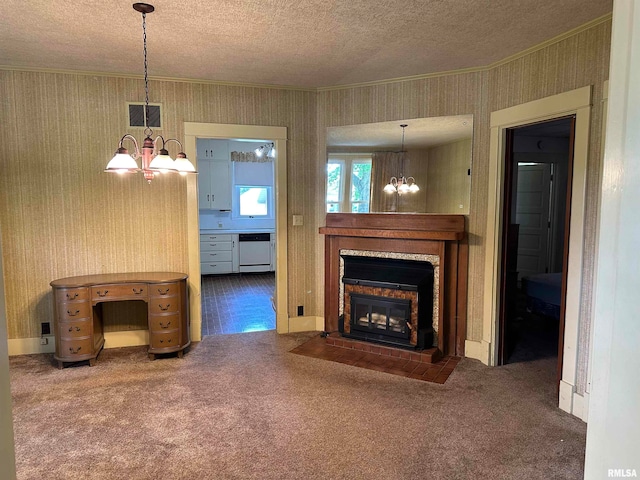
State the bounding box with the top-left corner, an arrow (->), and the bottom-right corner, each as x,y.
197,138 -> 229,160
198,139 -> 232,211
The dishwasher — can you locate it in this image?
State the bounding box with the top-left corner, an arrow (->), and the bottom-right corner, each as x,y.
238,233 -> 272,273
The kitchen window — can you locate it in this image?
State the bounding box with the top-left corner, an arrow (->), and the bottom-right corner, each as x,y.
236,186 -> 272,217
326,155 -> 372,213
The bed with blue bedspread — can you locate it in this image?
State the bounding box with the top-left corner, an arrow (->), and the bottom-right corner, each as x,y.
521,272 -> 562,320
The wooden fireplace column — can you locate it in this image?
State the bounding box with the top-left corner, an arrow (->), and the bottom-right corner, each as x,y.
320,213 -> 467,357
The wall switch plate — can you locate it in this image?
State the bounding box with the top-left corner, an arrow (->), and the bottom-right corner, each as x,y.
292,215 -> 303,226
40,337 -> 48,345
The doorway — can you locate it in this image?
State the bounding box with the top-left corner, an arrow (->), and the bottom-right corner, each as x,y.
483,86 -> 591,415
183,123 -> 288,342
498,117 -> 574,374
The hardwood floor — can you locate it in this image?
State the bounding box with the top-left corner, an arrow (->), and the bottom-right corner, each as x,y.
201,272 -> 275,335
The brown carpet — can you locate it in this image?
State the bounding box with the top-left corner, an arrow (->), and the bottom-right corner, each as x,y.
9,331 -> 586,480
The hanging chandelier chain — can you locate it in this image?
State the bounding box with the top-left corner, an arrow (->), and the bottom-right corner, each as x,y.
141,11 -> 152,136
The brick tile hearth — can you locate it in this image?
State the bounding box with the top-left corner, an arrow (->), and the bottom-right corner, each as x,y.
291,334 -> 460,384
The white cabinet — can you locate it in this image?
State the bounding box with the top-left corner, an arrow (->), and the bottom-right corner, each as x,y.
197,139 -> 229,160
198,160 -> 231,210
200,234 -> 239,275
197,139 -> 232,211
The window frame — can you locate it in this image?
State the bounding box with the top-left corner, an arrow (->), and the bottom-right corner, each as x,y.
326,154 -> 372,213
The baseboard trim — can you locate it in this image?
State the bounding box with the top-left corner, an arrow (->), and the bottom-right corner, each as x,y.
8,337 -> 55,356
289,316 -> 324,333
8,330 -> 151,356
103,330 -> 149,348
464,339 -> 491,365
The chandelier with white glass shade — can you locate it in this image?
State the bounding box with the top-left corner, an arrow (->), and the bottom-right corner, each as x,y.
383,124 -> 420,195
104,3 -> 197,183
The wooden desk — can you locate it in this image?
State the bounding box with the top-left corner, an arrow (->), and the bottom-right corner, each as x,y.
50,272 -> 190,369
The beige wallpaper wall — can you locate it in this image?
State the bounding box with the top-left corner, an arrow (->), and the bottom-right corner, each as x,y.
1,18 -> 611,396
0,72 -> 317,339
425,139 -> 472,214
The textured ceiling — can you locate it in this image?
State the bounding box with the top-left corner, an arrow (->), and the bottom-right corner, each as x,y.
0,0 -> 612,88
327,115 -> 473,150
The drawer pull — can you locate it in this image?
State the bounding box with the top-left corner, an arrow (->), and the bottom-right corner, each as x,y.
158,304 -> 171,311
68,326 -> 81,332
69,346 -> 82,354
96,290 -> 109,297
209,244 -> 217,247
157,288 -> 170,295
159,321 -> 171,329
66,292 -> 79,300
160,338 -> 172,344
132,288 -> 144,295
67,309 -> 80,317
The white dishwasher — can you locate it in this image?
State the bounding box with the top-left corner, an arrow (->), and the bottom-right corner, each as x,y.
238,233 -> 272,272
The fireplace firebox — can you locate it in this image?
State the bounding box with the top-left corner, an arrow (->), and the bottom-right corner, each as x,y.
340,255 -> 434,350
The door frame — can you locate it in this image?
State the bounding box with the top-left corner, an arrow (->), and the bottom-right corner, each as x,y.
183,123 -> 289,341
483,86 -> 591,414
498,118 -> 575,373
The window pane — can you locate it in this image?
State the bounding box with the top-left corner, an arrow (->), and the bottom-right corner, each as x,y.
239,187 -> 268,216
326,163 -> 342,203
350,161 -> 371,214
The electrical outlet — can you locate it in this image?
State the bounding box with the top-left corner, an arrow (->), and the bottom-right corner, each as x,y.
40,337 -> 48,345
297,305 -> 304,316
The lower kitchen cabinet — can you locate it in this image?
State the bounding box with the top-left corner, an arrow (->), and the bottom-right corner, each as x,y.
200,233 -> 238,274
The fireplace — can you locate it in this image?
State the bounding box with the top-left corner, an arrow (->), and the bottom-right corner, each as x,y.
340,255 -> 434,349
320,213 -> 468,356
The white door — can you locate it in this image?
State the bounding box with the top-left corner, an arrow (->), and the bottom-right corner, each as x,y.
515,163 -> 552,279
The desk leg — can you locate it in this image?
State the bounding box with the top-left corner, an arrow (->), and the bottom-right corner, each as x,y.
178,350 -> 184,358
148,353 -> 155,361
89,358 -> 96,367
57,360 -> 63,370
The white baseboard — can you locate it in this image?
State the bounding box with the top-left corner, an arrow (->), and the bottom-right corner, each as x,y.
8,337 -> 55,356
464,339 -> 491,365
103,330 -> 149,348
8,330 -> 150,356
289,316 -> 324,333
559,380 -> 588,422
572,391 -> 589,422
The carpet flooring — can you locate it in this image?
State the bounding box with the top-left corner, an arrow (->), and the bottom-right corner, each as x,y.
9,331 -> 587,480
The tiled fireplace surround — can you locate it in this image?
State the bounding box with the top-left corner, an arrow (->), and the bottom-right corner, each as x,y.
320,213 -> 468,358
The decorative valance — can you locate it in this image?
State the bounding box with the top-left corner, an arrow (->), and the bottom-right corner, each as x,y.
230,151 -> 273,163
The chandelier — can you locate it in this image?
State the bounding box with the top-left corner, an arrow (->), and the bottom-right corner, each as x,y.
105,3 -> 196,183
383,124 -> 420,194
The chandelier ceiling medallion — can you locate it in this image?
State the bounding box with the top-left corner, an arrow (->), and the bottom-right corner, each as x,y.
105,3 -> 196,183
383,124 -> 420,195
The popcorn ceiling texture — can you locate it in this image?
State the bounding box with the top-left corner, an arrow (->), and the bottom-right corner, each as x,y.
0,0 -> 612,87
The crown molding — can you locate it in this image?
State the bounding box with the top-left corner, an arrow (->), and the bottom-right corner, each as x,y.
317,13 -> 612,92
0,66 -> 316,92
0,13 -> 612,93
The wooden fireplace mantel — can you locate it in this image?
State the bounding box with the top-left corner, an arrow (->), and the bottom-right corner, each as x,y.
320,213 -> 468,356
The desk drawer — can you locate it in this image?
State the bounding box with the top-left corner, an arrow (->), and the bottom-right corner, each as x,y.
149,299 -> 179,314
200,234 -> 232,243
149,282 -> 180,298
92,284 -> 148,301
60,319 -> 92,338
55,288 -> 90,303
57,302 -> 91,321
149,312 -> 180,332
59,337 -> 93,357
150,330 -> 180,349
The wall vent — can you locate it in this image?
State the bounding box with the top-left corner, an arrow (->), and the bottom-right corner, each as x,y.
127,102 -> 162,129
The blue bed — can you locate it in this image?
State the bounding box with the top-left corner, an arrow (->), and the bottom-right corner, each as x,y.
521,273 -> 562,320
